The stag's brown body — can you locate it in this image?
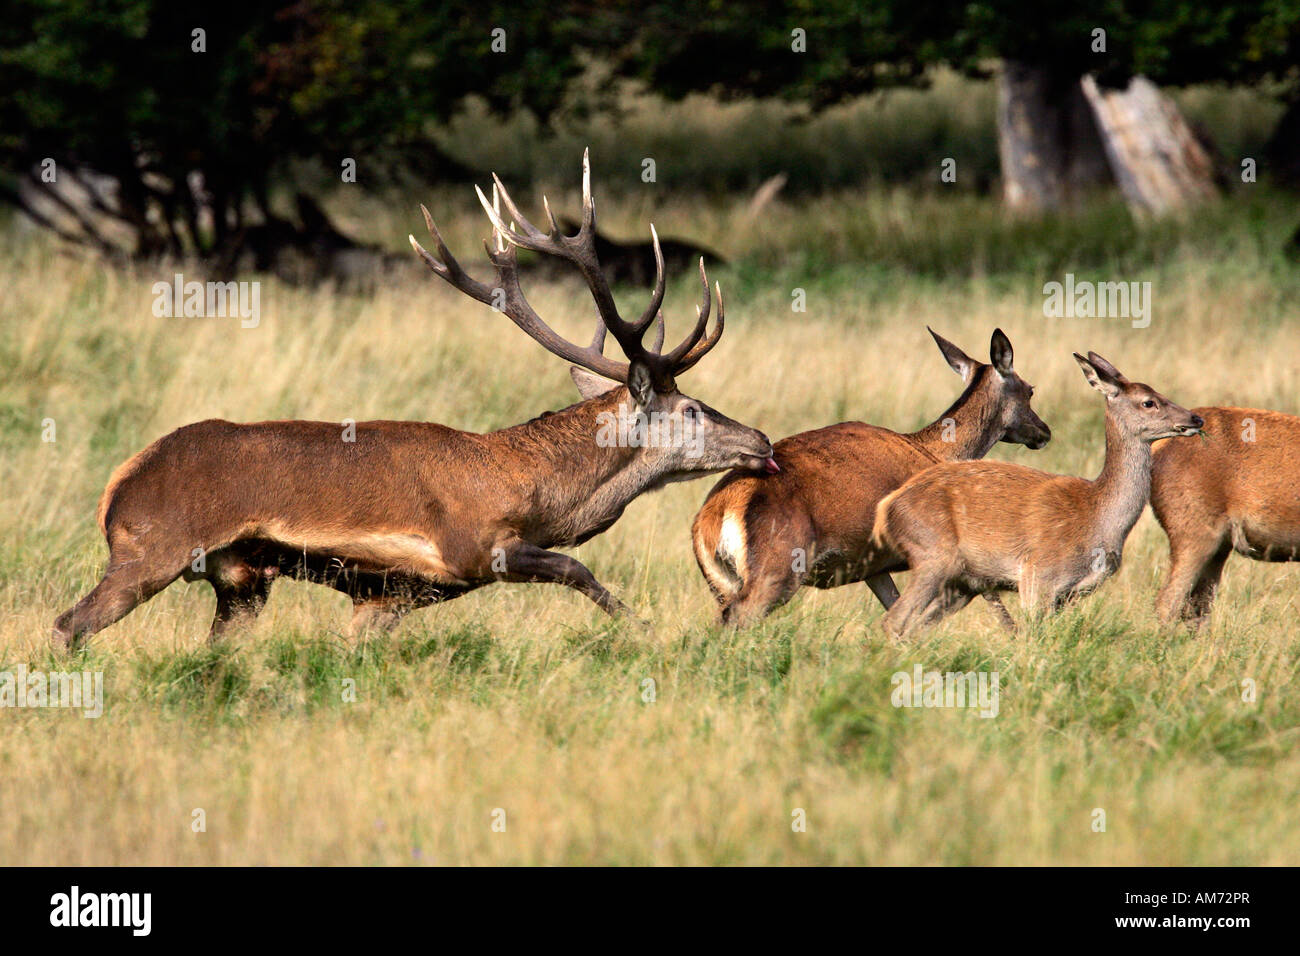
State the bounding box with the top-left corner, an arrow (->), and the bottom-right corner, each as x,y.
874,353 -> 1203,638
53,153 -> 774,649
1151,406 -> 1300,625
691,329 -> 1050,626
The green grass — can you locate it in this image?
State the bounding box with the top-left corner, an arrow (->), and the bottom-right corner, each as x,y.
1,77 -> 1298,862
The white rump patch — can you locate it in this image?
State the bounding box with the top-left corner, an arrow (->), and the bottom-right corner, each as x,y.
718,512 -> 748,583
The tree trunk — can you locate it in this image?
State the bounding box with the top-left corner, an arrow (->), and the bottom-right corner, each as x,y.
997,60 -> 1112,212
1079,75 -> 1218,215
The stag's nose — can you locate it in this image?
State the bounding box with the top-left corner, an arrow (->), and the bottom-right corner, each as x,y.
755,434 -> 779,473
1191,414 -> 1205,430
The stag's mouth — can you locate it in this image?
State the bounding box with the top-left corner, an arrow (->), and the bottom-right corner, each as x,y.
739,451 -> 780,474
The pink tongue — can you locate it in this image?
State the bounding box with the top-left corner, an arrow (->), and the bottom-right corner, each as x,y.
764,458 -> 780,474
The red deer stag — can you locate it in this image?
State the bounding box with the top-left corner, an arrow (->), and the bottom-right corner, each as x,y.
53,153 -> 775,650
691,328 -> 1050,626
874,353 -> 1203,639
1151,407 -> 1300,626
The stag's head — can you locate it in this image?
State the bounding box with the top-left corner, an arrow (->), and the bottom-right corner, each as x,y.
929,327 -> 1052,450
1074,352 -> 1204,442
410,150 -> 777,478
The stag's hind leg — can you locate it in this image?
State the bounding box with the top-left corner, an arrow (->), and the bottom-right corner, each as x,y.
53,549 -> 188,652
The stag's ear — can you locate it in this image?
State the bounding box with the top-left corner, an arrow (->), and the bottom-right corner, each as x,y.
570,366 -> 621,400
626,360 -> 656,410
990,328 -> 1014,375
929,327 -> 978,381
1074,352 -> 1122,398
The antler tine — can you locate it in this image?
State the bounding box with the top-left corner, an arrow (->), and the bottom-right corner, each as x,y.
422,153 -> 737,385
658,257 -> 712,367
411,202 -> 629,382
631,224 -> 667,334
589,320 -> 608,354
474,156 -> 657,366
581,146 -> 595,231
483,241 -> 630,381
489,173 -> 554,246
673,280 -> 726,374
542,195 -> 562,238
650,311 -> 666,353
410,205 -> 492,302
476,183 -> 539,251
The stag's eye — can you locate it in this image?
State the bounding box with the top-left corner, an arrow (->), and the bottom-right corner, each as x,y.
1142,400 -> 1156,408
681,405 -> 700,421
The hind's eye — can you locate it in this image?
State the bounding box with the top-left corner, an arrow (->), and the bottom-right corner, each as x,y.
1142,400 -> 1156,408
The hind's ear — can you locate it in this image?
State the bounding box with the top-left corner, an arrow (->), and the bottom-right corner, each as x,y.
1085,352 -> 1129,384
929,327 -> 978,381
1074,353 -> 1122,398
990,329 -> 1014,375
570,366 -> 620,400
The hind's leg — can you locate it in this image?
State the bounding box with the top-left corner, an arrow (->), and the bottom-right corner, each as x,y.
720,510 -> 816,628
53,556 -> 186,652
1183,547 -> 1231,628
882,562 -> 950,640
915,585 -> 976,631
1157,527 -> 1229,626
723,565 -> 802,628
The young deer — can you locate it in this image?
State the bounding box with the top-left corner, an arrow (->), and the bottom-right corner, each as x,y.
1151,407 -> 1300,626
53,153 -> 776,650
691,328 -> 1050,626
874,353 -> 1203,639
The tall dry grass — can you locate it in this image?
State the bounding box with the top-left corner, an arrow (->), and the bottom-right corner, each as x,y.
1,161 -> 1298,864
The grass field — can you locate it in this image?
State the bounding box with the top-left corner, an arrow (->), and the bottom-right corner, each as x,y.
3,123 -> 1300,864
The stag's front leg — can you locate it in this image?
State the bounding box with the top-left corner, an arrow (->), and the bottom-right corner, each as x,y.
864,572 -> 900,609
497,541 -> 636,618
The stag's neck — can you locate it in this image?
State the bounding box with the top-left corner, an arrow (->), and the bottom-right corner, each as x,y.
1090,415 -> 1153,548
486,390 -> 666,546
909,368 -> 1002,461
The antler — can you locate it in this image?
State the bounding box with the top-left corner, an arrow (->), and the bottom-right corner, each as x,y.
409,149 -> 725,385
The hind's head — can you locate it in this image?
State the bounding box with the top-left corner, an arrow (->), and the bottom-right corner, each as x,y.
930,327 -> 1052,450
1074,352 -> 1204,441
